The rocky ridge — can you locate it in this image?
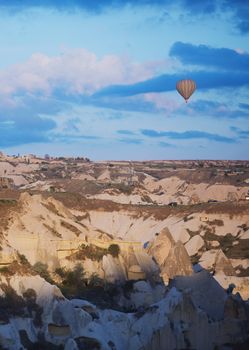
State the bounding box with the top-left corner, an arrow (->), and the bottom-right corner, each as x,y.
0,156 -> 249,349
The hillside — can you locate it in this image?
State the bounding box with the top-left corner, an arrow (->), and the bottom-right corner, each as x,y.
0,155 -> 249,349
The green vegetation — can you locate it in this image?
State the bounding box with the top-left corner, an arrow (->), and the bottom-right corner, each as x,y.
108,244 -> 120,258
0,260 -> 33,276
33,262 -> 53,284
69,243 -> 120,261
190,253 -> 200,265
0,284 -> 42,323
43,223 -> 62,238
112,183 -> 134,195
22,288 -> 43,327
54,267 -> 123,309
60,220 -> 81,236
207,219 -> 224,226
41,202 -> 63,217
0,286 -> 25,320
238,224 -> 249,232
75,336 -> 101,350
141,194 -> 153,203
186,228 -> 201,238
18,253 -> 31,266
55,263 -> 86,297
0,198 -> 17,205
88,273 -> 103,288
20,333 -> 64,350
183,215 -> 194,222
0,266 -> 9,274
72,244 -> 109,261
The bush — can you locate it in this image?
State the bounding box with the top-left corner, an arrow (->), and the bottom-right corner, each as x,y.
75,336 -> 101,350
18,253 -> 30,266
0,284 -> 26,317
27,334 -> 64,350
108,244 -> 120,258
60,264 -> 86,297
208,219 -> 224,226
22,288 -> 43,326
0,266 -> 9,274
88,273 -> 104,288
23,288 -> 37,303
72,244 -> 109,262
55,267 -> 66,278
33,262 -> 53,284
183,215 -> 194,222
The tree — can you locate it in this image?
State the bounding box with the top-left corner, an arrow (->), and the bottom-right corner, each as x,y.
108,244 -> 120,258
61,264 -> 86,296
33,262 -> 53,283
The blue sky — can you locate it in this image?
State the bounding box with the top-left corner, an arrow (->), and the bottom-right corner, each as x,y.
0,1 -> 249,160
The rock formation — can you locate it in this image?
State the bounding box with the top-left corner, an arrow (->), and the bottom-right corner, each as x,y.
147,228 -> 193,284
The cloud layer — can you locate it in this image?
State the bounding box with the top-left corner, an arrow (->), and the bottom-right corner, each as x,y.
95,42 -> 249,98
0,42 -> 248,151
169,42 -> 249,71
1,0 -> 248,33
141,129 -> 236,143
0,49 -> 154,97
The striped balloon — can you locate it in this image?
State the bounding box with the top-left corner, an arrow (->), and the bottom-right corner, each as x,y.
176,79 -> 196,103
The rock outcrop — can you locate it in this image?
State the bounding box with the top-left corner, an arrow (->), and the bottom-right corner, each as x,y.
185,235 -> 205,256
1,273 -> 249,350
147,228 -> 193,284
0,177 -> 14,189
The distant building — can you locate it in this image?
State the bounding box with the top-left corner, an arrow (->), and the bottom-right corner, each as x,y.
27,154 -> 36,158
22,154 -> 37,163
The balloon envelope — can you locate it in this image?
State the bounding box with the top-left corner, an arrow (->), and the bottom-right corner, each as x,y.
176,79 -> 196,102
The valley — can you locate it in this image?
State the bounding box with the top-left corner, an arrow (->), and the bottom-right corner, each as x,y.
0,153 -> 249,349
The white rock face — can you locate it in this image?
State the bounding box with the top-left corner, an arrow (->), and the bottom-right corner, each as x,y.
0,246 -> 16,265
0,190 -> 248,349
199,250 -> 217,270
199,249 -> 235,276
102,255 -> 127,283
81,209 -> 171,242
230,258 -> 249,269
171,270 -> 226,320
1,192 -> 248,281
133,282 -> 165,309
172,228 -> 191,244
147,228 -> 173,266
147,228 -> 193,284
134,251 -> 159,277
0,323 -> 23,350
0,273 -> 249,350
64,339 -> 78,350
214,250 -> 235,276
240,230 -> 249,239
185,235 -> 205,256
90,173 -> 249,205
214,273 -> 249,300
4,193 -> 85,268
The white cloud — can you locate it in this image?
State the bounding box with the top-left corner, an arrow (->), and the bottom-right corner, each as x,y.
0,48 -> 159,96
234,48 -> 247,55
144,92 -> 180,114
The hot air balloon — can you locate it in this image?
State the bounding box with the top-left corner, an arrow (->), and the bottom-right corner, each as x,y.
176,79 -> 196,103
